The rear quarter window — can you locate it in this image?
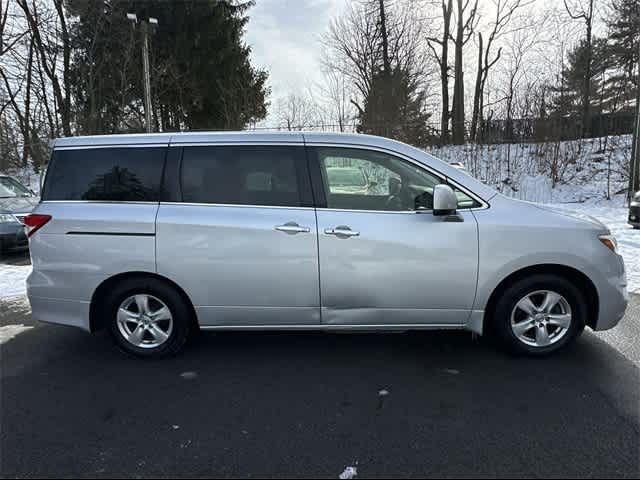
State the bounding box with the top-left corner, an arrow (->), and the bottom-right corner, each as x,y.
180,145 -> 306,207
43,147 -> 166,202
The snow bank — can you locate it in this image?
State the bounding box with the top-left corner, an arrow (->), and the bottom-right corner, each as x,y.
428,134 -> 632,205
0,324 -> 33,344
0,265 -> 31,298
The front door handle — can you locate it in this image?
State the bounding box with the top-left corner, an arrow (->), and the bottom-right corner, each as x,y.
325,226 -> 360,238
275,222 -> 311,234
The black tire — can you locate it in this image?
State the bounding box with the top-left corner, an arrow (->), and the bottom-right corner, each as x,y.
490,274 -> 587,356
104,277 -> 193,358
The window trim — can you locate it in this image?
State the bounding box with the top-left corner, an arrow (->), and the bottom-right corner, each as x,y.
306,143 -> 488,214
54,144 -> 169,150
177,144 -> 315,209
159,202 -> 315,211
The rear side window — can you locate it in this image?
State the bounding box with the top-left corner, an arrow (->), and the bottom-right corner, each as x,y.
43,147 -> 166,202
180,146 -> 307,207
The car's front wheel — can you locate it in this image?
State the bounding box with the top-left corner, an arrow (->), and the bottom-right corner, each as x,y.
491,274 -> 587,356
105,278 -> 193,358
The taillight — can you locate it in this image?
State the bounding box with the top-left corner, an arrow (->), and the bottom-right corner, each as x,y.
23,214 -> 51,237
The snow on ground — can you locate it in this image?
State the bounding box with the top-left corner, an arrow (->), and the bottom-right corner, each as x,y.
339,466 -> 358,479
0,324 -> 33,344
0,265 -> 31,299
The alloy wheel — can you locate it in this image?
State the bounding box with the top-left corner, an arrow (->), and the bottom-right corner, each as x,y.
116,294 -> 174,349
510,290 -> 572,348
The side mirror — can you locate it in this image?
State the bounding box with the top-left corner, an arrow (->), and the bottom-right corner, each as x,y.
433,184 -> 458,216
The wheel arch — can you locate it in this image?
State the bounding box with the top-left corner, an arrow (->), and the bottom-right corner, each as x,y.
482,263 -> 599,332
89,271 -> 199,332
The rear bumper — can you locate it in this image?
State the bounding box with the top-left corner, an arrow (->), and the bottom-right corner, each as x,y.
28,295 -> 91,332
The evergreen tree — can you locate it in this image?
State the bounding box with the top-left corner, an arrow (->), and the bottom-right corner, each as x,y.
69,0 -> 269,134
605,0 -> 639,113
358,67 -> 432,147
549,37 -> 608,135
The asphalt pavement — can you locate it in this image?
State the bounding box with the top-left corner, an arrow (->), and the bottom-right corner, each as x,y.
1,250 -> 639,478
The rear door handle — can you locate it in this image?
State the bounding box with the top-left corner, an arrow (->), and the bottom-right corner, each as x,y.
325,226 -> 360,237
275,222 -> 311,234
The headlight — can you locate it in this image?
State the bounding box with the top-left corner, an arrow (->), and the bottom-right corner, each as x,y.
0,213 -> 18,223
599,234 -> 618,253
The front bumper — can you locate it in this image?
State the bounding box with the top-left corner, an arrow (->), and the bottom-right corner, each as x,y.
0,222 -> 27,250
593,254 -> 628,331
629,205 -> 640,227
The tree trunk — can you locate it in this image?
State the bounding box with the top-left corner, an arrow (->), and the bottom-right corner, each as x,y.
53,0 -> 72,137
22,37 -> 34,168
439,0 -> 452,143
581,0 -> 593,138
451,0 -> 465,145
18,0 -> 71,137
379,0 -> 391,75
378,0 -> 391,138
471,32 -> 483,142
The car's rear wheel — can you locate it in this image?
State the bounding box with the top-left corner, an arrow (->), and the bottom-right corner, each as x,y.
105,278 -> 192,358
491,274 -> 587,356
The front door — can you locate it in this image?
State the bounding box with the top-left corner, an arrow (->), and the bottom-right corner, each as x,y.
309,146 -> 479,326
156,144 -> 321,327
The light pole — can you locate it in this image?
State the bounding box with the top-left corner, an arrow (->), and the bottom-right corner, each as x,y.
127,13 -> 158,133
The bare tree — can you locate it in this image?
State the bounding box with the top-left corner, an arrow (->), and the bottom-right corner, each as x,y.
319,71 -> 354,132
16,0 -> 72,137
451,0 -> 479,144
0,0 -> 38,169
277,93 -> 318,131
426,0 -> 453,143
501,18 -> 541,177
470,0 -> 529,142
322,0 -> 429,122
321,2 -> 381,105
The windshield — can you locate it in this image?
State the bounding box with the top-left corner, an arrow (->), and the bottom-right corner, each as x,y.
327,168 -> 367,187
0,176 -> 33,198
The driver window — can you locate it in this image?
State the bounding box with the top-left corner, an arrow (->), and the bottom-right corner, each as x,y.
317,147 -> 443,212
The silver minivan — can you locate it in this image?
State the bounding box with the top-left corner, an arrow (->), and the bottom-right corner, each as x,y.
26,132 -> 628,358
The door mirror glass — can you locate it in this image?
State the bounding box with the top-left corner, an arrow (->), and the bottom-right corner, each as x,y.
433,184 -> 458,216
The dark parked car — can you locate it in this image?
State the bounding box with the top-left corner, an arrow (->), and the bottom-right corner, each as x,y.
630,191 -> 640,229
0,175 -> 39,253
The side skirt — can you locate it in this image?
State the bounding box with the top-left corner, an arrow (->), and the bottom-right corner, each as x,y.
199,323 -> 468,332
